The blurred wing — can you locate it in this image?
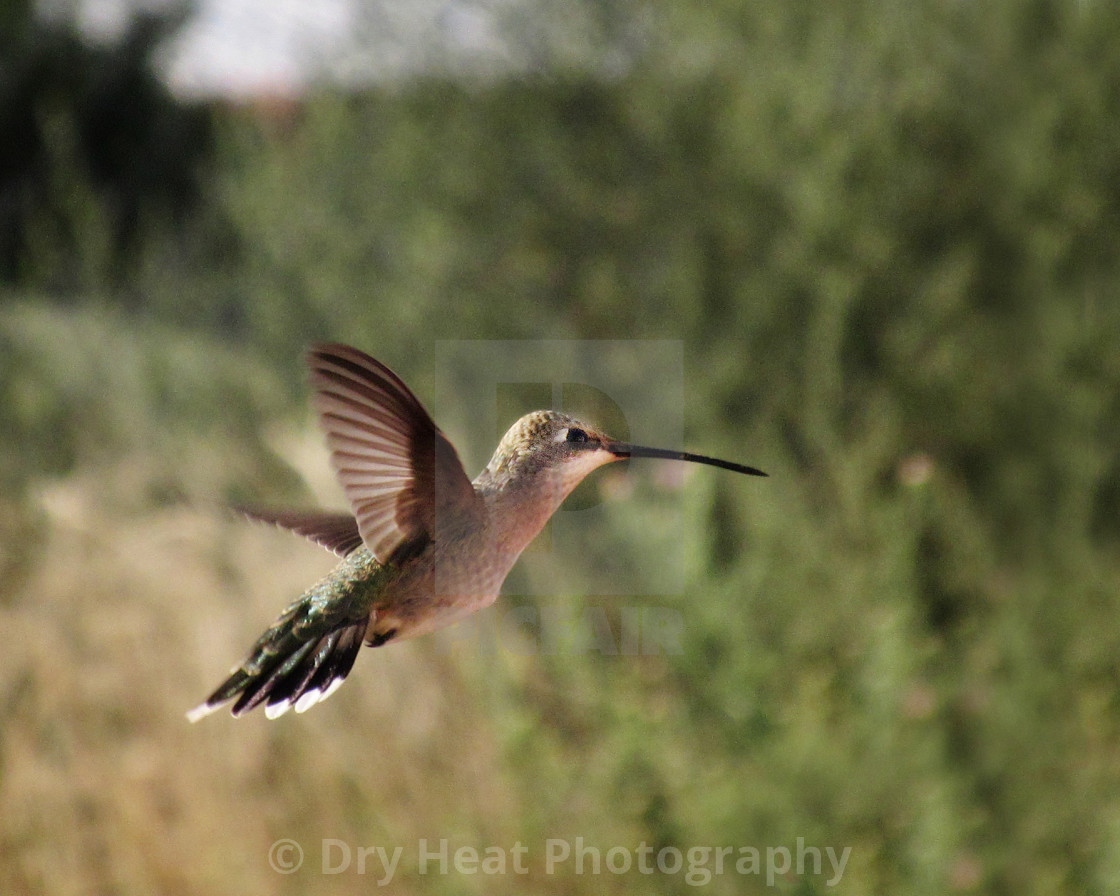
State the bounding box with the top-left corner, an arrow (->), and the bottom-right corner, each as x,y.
307,343 -> 479,564
236,507 -> 365,557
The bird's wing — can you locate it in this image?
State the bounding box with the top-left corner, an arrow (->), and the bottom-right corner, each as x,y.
235,507 -> 365,557
307,343 -> 480,565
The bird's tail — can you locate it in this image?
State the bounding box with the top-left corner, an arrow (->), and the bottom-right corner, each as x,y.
187,604 -> 365,722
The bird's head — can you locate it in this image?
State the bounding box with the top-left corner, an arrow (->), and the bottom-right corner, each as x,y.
484,409 -> 765,510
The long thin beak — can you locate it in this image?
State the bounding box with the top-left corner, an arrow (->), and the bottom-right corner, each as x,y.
607,442 -> 767,477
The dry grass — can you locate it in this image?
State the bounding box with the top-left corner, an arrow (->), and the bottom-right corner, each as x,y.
0,442 -> 543,896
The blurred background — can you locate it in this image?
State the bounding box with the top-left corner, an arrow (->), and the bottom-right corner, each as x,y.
3,0 -> 1120,893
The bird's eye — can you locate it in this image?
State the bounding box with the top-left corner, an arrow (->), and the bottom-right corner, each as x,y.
566,427 -> 589,444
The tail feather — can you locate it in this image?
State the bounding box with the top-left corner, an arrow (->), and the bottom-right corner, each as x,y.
232,638 -> 318,716
261,625 -> 366,718
303,626 -> 363,699
260,630 -> 341,716
188,608 -> 367,722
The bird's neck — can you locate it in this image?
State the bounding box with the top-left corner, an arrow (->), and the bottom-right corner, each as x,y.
474,472 -> 566,560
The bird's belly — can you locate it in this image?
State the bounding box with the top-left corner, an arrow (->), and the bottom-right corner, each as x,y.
368,546 -> 513,642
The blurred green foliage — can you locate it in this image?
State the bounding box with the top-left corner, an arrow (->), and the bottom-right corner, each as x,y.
3,0 -> 1120,894
0,0 -> 217,291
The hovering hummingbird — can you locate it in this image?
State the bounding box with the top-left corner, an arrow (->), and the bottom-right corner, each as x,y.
188,343 -> 765,721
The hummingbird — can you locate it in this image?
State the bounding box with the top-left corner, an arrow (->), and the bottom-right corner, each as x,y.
188,343 -> 766,721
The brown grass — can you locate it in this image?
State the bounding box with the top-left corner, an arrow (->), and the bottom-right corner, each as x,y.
0,439 -> 544,896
